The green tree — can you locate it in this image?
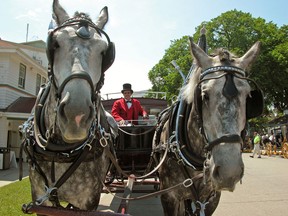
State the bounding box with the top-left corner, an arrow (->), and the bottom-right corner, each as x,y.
148,9 -> 288,113
148,36 -> 192,102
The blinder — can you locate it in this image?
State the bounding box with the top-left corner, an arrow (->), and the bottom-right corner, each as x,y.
246,85 -> 264,119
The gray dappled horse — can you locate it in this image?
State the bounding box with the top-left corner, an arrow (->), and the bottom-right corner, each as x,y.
20,0 -> 116,214
153,36 -> 263,216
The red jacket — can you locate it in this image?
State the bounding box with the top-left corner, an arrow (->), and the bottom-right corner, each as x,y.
111,98 -> 147,124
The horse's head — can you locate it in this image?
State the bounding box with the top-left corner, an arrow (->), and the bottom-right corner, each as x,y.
45,0 -> 115,143
186,39 -> 262,191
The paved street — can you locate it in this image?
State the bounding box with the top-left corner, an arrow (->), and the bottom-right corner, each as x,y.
213,153 -> 288,216
98,153 -> 288,215
1,153 -> 288,215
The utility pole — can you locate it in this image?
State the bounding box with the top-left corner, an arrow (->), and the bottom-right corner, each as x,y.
26,23 -> 29,42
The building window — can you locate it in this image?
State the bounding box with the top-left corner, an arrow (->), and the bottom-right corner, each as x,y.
42,77 -> 47,84
18,63 -> 26,88
36,74 -> 41,94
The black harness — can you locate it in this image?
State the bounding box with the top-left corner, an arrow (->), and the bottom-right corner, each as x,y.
153,65 -> 263,215
20,15 -> 115,212
172,65 -> 264,168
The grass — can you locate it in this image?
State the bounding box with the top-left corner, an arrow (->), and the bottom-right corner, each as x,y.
0,178 -> 34,216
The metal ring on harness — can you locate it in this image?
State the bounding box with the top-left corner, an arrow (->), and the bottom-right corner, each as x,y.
183,178 -> 194,188
100,137 -> 108,147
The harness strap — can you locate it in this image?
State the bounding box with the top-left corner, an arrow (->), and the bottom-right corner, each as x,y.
23,140 -> 50,187
104,140 -> 169,180
179,165 -> 200,201
102,173 -> 204,202
205,134 -> 243,151
53,145 -> 91,189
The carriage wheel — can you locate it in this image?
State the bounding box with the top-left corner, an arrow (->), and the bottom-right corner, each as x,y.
281,143 -> 288,159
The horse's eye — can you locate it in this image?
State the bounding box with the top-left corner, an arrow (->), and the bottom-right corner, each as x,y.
203,92 -> 209,101
53,41 -> 60,49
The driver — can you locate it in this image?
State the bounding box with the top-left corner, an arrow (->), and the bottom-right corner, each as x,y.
111,83 -> 148,125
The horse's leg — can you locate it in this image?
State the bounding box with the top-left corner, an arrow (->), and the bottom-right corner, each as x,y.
161,194 -> 184,216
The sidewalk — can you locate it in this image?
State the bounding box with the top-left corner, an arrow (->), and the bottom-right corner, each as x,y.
0,162 -> 29,187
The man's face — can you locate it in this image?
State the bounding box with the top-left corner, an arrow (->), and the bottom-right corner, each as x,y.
123,91 -> 132,100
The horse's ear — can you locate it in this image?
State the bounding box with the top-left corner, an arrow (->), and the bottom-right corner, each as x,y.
53,0 -> 70,25
239,41 -> 261,70
95,6 -> 109,29
189,37 -> 212,69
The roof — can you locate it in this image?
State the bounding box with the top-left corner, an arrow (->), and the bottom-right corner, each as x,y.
5,97 -> 36,113
267,114 -> 288,127
0,39 -> 46,51
20,40 -> 46,49
0,40 -> 17,48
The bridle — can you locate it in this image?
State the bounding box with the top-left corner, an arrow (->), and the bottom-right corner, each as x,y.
31,15 -> 115,152
196,66 -> 246,151
174,65 -> 263,168
46,15 -> 115,102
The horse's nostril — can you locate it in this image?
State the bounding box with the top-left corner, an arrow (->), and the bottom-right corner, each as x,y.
59,102 -> 64,116
58,92 -> 70,121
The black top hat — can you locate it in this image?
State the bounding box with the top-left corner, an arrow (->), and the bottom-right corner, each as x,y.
121,83 -> 133,93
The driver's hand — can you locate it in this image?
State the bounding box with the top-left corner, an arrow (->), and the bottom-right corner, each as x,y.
118,119 -> 125,125
143,115 -> 149,119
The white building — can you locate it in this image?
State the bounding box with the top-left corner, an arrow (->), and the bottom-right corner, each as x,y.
0,39 -> 48,159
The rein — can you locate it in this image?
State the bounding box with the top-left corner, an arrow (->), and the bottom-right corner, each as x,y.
118,126 -> 156,136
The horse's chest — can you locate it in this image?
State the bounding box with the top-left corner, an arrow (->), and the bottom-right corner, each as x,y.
29,158 -> 108,207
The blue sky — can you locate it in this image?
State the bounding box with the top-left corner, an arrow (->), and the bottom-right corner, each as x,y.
1,0 -> 287,96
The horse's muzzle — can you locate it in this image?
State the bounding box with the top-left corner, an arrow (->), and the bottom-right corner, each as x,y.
210,143 -> 244,191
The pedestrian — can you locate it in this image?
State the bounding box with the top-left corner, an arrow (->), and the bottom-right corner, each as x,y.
111,83 -> 148,125
250,131 -> 262,158
269,131 -> 275,144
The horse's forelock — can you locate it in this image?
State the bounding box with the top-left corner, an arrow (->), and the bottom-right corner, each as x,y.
211,48 -> 237,62
73,11 -> 92,21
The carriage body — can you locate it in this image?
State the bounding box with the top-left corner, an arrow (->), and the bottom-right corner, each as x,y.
117,125 -> 155,173
102,95 -> 167,175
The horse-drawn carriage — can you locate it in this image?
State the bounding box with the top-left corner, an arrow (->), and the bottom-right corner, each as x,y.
102,95 -> 166,175
100,95 -> 167,214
